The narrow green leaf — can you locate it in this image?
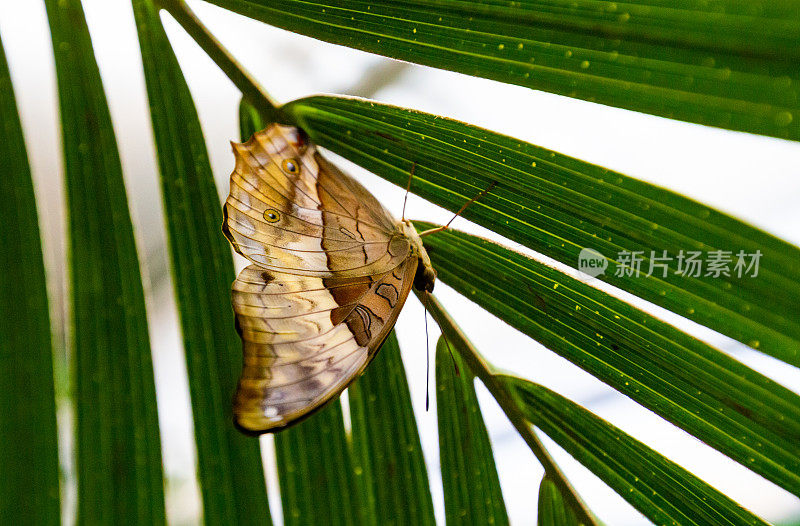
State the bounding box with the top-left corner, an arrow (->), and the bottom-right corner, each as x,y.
159,0 -> 279,123
239,99 -> 361,524
274,403 -> 362,526
537,477 -> 581,526
207,0 -> 800,140
428,288 -> 769,524
418,226 -> 800,496
435,337 -> 509,526
423,292 -> 597,526
349,331 -> 436,526
283,96 -> 800,366
44,0 -> 165,523
505,376 -> 770,526
132,2 -> 271,524
0,33 -> 60,526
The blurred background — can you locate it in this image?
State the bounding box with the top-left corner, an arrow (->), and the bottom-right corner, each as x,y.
2,0 -> 800,524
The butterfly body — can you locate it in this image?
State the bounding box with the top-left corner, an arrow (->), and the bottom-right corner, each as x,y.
223,124 -> 435,434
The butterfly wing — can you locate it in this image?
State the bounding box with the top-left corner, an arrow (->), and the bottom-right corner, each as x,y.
223,124 -> 411,278
224,124 -> 424,433
232,258 -> 418,433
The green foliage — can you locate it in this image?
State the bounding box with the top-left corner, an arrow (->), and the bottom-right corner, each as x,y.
537,478 -> 581,526
44,0 -> 165,523
283,96 -> 800,366
275,403 -> 362,526
425,292 -> 774,525
0,33 -> 60,526
436,338 -> 509,526
2,0 -> 797,524
132,0 -> 272,523
419,225 -> 800,496
422,294 -> 597,526
506,377 -> 770,526
349,332 -> 436,526
207,0 -> 800,141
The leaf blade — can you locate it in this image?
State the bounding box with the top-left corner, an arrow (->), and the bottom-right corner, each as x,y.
436,337 -> 509,526
0,32 -> 61,526
420,226 -> 800,497
207,0 -> 800,140
132,2 -> 272,523
274,402 -> 363,526
44,0 -> 166,522
283,95 -> 800,366
348,331 -> 436,526
537,477 -> 581,526
506,376 -> 770,526
424,294 -> 770,526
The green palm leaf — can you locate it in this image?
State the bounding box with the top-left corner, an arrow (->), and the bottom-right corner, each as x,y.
275,402 -> 363,526
537,477 -> 581,526
132,1 -> 272,523
204,0 -> 800,140
45,0 -> 165,522
0,32 -> 60,526
507,376 -> 769,526
1,0 -> 795,523
282,96 -> 800,366
425,293 -> 771,525
436,337 -> 509,526
349,331 -> 436,526
419,225 -> 800,496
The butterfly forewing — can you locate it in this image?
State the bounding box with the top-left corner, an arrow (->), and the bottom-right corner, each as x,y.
224,124 -> 411,278
225,124 -> 424,433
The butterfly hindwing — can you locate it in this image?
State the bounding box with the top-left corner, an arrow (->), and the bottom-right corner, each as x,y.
224,125 -> 411,278
232,259 -> 418,433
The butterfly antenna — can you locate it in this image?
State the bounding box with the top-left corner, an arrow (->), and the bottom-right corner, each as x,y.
420,292 -> 459,412
423,291 -> 430,411
401,162 -> 416,221
419,180 -> 497,237
440,325 -> 460,377
422,291 -> 460,377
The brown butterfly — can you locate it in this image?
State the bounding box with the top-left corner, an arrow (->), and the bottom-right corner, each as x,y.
222,124 -> 437,434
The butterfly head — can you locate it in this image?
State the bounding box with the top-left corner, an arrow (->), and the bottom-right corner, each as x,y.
414,264 -> 437,293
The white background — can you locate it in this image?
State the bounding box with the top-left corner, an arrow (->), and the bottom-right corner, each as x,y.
1,1 -> 799,524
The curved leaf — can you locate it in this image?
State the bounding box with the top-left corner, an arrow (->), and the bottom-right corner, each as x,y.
159,0 -> 279,123
275,402 -> 362,526
0,32 -> 60,526
348,331 -> 436,526
418,226 -> 800,496
132,2 -> 272,524
206,0 -> 800,140
45,0 -> 165,522
506,376 -> 769,526
427,293 -> 768,525
537,477 -> 581,526
283,96 -> 800,366
436,337 -> 509,526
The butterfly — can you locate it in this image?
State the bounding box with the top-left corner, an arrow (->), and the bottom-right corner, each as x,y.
222,123 -> 437,434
